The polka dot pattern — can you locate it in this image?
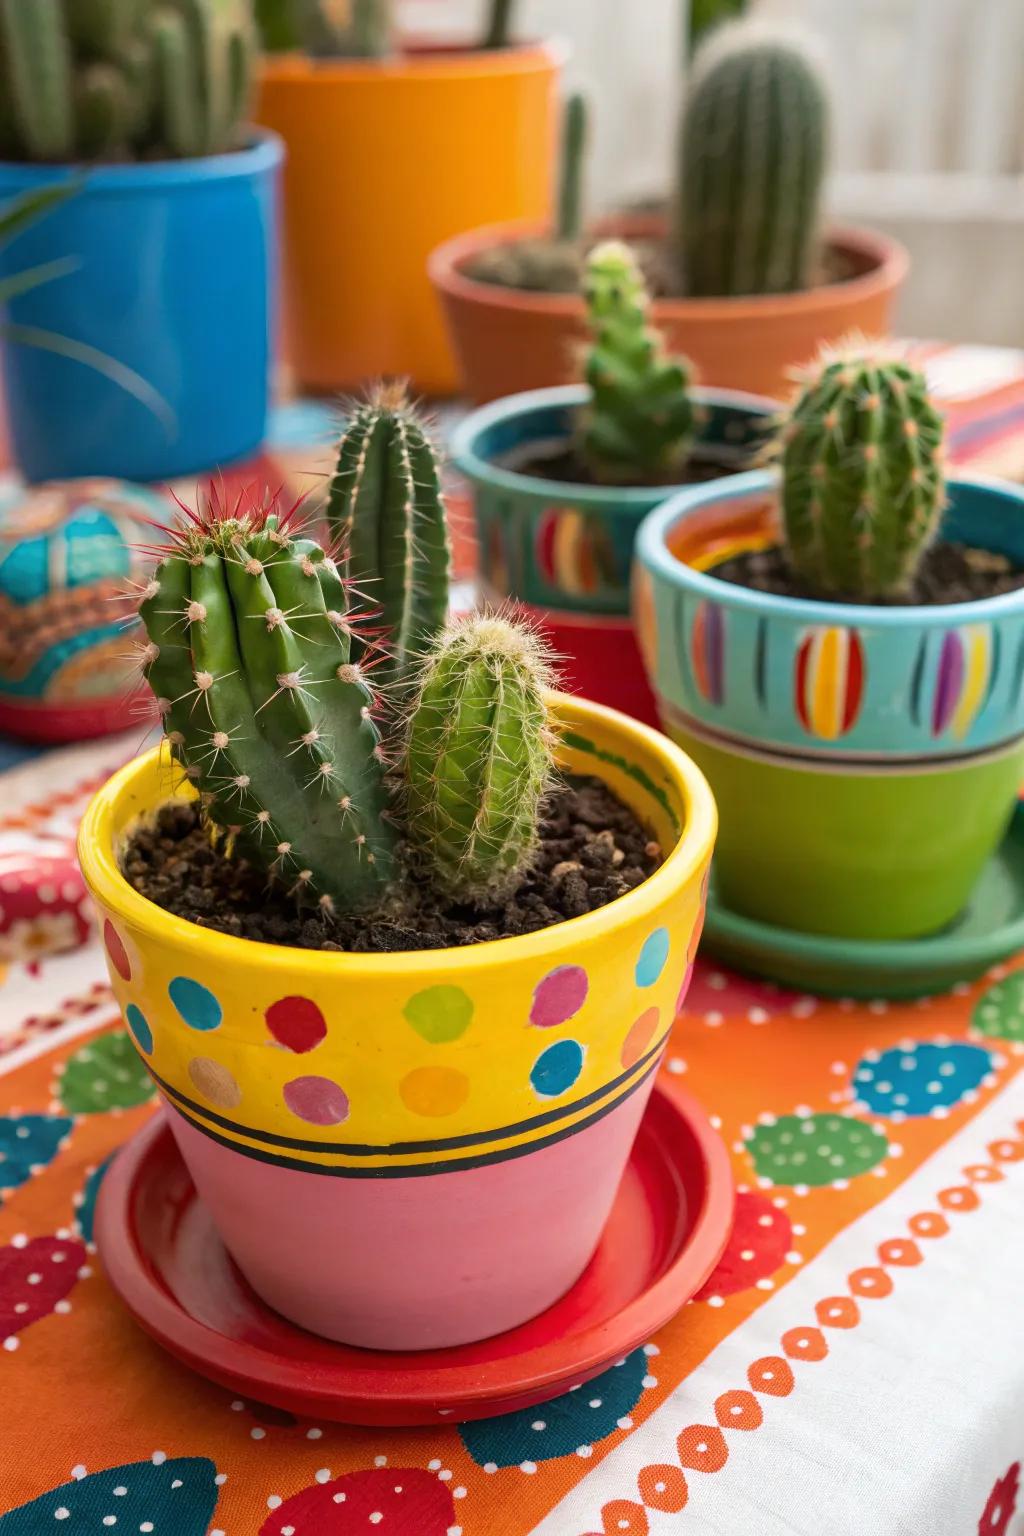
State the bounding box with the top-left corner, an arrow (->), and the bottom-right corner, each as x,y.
168,976 -> 222,1033
635,928 -> 670,988
531,1039 -> 585,1099
125,1003 -> 152,1055
695,1190 -> 793,1300
399,1066 -> 470,1118
403,985 -> 474,1044
265,996 -> 326,1054
187,1056 -> 241,1111
256,1468 -> 454,1536
852,1041 -> 992,1116
0,1458 -> 220,1536
283,1076 -> 349,1127
530,966 -> 589,1028
59,1031 -> 155,1114
746,1113 -> 889,1186
973,973 -> 1024,1042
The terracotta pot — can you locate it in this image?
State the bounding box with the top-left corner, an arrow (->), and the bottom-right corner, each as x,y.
79,695 -> 716,1351
256,42 -> 563,395
430,214 -> 909,403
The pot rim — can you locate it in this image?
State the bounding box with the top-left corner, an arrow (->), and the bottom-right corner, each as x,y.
637,467 -> 1024,628
429,214 -> 910,320
78,690 -> 717,979
0,128 -> 284,194
450,382 -> 779,507
258,35 -> 568,84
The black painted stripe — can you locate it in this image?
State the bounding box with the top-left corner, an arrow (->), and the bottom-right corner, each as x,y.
165,1056 -> 663,1179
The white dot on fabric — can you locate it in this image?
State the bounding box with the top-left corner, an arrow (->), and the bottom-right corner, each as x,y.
314,1468 -> 331,1483
53,1511 -> 69,1522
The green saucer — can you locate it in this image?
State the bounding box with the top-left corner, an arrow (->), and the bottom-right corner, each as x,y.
702,802 -> 1024,1000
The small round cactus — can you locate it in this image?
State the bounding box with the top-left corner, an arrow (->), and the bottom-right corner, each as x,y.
779,345 -> 947,599
580,240 -> 698,486
404,613 -> 557,900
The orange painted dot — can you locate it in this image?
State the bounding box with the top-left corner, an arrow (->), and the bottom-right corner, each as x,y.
938,1184 -> 980,1212
909,1210 -> 949,1239
600,1500 -> 648,1536
878,1238 -> 921,1267
989,1138 -> 1024,1163
187,1056 -> 241,1110
399,1065 -> 470,1118
714,1390 -> 762,1431
676,1424 -> 728,1473
815,1295 -> 859,1329
621,1007 -> 660,1070
747,1355 -> 794,1397
781,1326 -> 828,1362
965,1163 -> 1003,1183
638,1465 -> 688,1513
848,1266 -> 894,1299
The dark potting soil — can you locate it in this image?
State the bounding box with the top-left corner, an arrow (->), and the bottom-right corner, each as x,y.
709,541 -> 1024,607
122,777 -> 662,953
499,439 -> 752,490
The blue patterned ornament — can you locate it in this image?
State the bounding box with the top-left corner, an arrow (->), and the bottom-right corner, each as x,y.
0,1114 -> 72,1202
0,1457 -> 220,1535
852,1041 -> 993,1116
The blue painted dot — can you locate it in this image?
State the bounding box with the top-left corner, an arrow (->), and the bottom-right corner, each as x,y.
168,976 -> 222,1032
851,1040 -> 993,1117
636,927 -> 670,987
125,1003 -> 153,1054
531,1039 -> 584,1099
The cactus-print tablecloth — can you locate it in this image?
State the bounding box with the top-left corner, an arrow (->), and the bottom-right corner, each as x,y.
1,342 -> 1024,1534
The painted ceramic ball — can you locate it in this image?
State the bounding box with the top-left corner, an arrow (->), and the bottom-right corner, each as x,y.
0,477 -> 169,741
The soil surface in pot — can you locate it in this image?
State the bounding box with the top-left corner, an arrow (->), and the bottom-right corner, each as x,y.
709,541 -> 1024,606
123,777 -> 661,953
500,438 -> 757,490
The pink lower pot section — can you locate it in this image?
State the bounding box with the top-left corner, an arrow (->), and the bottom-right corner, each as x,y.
165,1078 -> 657,1351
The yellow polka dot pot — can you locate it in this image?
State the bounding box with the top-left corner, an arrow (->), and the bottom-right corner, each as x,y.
79,694 -> 716,1350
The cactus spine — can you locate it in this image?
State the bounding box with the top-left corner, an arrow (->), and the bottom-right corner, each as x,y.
0,0 -> 254,162
327,385 -> 451,685
404,614 -> 556,900
294,0 -> 393,58
580,240 -> 698,486
139,491 -> 395,914
779,347 -> 947,599
678,22 -> 828,297
556,92 -> 588,243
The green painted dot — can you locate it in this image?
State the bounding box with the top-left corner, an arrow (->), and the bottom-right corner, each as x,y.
403,985 -> 474,1044
746,1113 -> 888,1187
972,973 -> 1024,1042
59,1030 -> 156,1114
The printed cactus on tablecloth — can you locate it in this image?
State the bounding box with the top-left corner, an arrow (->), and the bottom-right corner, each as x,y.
580,240 -> 698,485
779,346 -> 947,598
326,384 -> 451,685
139,487 -> 396,915
404,613 -> 557,900
678,21 -> 828,297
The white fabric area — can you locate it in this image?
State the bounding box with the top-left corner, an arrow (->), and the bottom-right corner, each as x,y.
533,1077 -> 1024,1536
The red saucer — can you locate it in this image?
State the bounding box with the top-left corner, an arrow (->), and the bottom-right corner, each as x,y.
96,1080 -> 734,1426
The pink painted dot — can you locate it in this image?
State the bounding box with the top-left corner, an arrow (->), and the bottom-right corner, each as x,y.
530,965 -> 588,1028
675,963 -> 695,1017
103,920 -> 131,982
265,996 -> 327,1053
283,1075 -> 349,1126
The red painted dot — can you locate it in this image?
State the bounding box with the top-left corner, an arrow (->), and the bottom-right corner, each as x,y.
621,1007 -> 660,1070
103,920 -> 131,982
283,1075 -> 349,1126
265,996 -> 327,1053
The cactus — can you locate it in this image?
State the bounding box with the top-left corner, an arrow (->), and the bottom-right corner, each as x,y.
327,384 -> 451,686
138,487 -> 395,915
556,92 -> 588,243
0,0 -> 255,162
579,240 -> 698,486
404,613 -> 556,900
294,0 -> 393,58
779,345 -> 947,599
482,0 -> 516,50
678,22 -> 828,297
687,0 -> 746,56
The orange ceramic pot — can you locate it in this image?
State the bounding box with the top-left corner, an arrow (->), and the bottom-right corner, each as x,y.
257,42 -> 563,396
430,214 -> 909,403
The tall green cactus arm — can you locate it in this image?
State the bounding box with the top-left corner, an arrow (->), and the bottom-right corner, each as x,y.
579,240 -> 698,486
152,0 -> 255,158
67,0 -> 148,58
327,384 -> 451,686
404,614 -> 557,900
779,345 -> 947,599
678,21 -> 828,297
295,0 -> 393,58
0,0 -> 74,160
556,92 -> 588,243
482,0 -> 515,49
138,488 -> 396,915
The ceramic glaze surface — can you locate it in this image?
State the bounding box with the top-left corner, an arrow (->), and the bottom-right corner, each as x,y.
636,471 -> 1024,761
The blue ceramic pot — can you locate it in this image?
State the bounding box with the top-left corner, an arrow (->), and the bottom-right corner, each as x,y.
0,133 -> 282,484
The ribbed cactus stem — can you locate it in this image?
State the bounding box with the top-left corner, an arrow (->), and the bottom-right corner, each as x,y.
678,22 -> 828,297
153,0 -> 254,158
556,92 -> 588,243
139,490 -> 395,914
482,0 -> 515,49
327,384 -> 451,685
0,0 -> 74,161
405,614 -> 556,900
580,240 -> 697,486
295,0 -> 393,57
779,346 -> 947,599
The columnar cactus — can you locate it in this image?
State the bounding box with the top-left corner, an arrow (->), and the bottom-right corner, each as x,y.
482,0 -> 516,50
294,0 -> 393,57
0,0 -> 255,163
404,614 -> 556,900
327,384 -> 451,685
779,347 -> 947,599
556,92 -> 588,243
677,22 -> 828,297
580,240 -> 698,485
139,489 -> 395,914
